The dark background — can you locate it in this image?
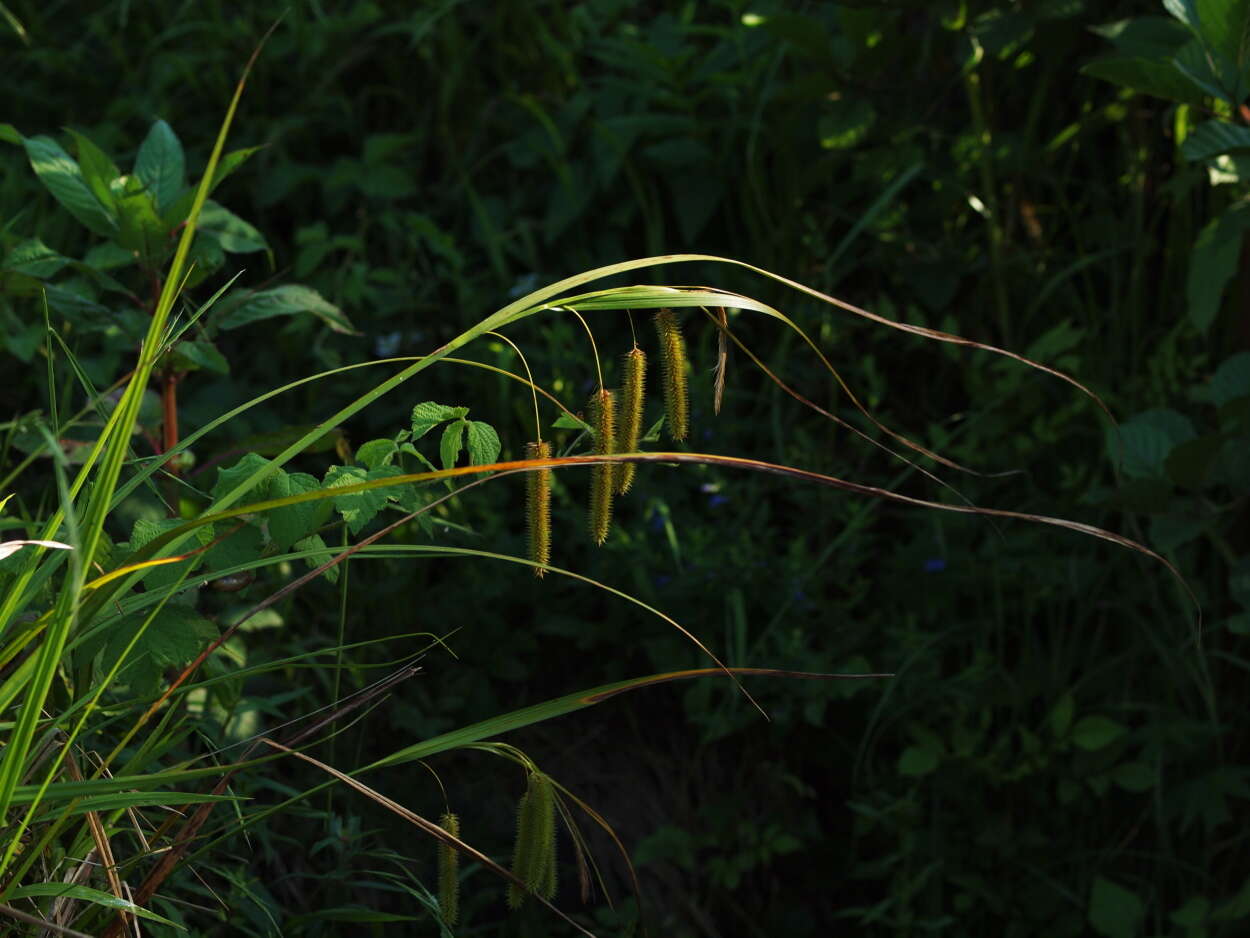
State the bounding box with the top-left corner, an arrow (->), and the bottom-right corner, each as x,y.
2,1 -> 1246,935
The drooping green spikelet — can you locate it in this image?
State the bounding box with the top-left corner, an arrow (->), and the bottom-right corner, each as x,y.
525,441 -> 552,576
653,308 -> 689,441
437,812 -> 460,925
587,389 -> 617,545
615,347 -> 647,495
507,771 -> 557,909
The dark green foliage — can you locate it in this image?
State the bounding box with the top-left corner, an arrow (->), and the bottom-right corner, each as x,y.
1,1 -> 1248,936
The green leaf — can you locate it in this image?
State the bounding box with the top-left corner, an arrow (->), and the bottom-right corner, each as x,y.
83,240 -> 135,272
1089,877 -> 1145,938
1190,0 -> 1250,67
197,199 -> 268,253
898,744 -> 940,777
356,438 -> 399,469
411,401 -> 469,440
202,521 -> 265,576
171,339 -> 230,374
552,411 -> 593,432
21,134 -> 118,236
214,284 -> 358,334
1194,351 -> 1250,405
134,119 -> 186,212
101,604 -> 217,696
1111,408 -> 1197,478
1173,37 -> 1241,101
1188,208 -> 1250,330
324,465 -> 389,534
65,127 -> 121,211
1182,119 -> 1250,161
4,238 -> 71,278
294,533 -> 338,583
1072,715 -> 1128,751
465,420 -> 501,466
212,452 -> 277,502
1049,692 -> 1075,738
211,144 -> 262,192
112,174 -> 171,267
440,419 -> 466,470
129,517 -> 203,590
1081,56 -> 1206,104
185,231 -> 226,287
1165,0 -> 1200,30
269,471 -> 330,551
0,122 -> 20,145
5,883 -> 184,928
1090,16 -> 1191,58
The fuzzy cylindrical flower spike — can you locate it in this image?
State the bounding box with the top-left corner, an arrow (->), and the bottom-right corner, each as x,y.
654,309 -> 689,441
616,347 -> 647,494
525,440 -> 552,575
587,389 -> 617,545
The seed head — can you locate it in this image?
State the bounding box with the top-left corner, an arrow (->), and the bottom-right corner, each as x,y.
654,309 -> 689,441
616,347 -> 647,494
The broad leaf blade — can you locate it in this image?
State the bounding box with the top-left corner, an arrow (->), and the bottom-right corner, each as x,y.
22,134 -> 119,236
214,284 -> 357,334
134,119 -> 186,212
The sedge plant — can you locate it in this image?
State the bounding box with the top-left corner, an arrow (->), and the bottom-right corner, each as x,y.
0,38 -> 1197,937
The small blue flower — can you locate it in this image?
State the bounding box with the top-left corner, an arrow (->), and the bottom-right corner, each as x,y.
923,557 -> 947,573
707,494 -> 729,508
373,331 -> 402,356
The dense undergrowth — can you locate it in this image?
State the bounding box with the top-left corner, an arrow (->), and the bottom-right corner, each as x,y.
1,1 -> 1247,935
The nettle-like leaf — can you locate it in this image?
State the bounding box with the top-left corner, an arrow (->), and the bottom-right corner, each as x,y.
439,420 -> 466,470
465,420 -> 501,466
410,401 -> 469,440
134,119 -> 185,213
268,470 -> 330,551
211,454 -> 332,553
99,604 -> 218,697
201,520 -> 265,576
211,452 -> 276,502
323,465 -> 391,535
213,284 -> 358,335
355,438 -> 399,469
129,517 -> 212,590
293,533 -> 338,583
409,402 -> 500,470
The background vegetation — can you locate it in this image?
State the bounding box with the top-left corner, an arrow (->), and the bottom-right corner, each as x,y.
1,0 -> 1247,935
